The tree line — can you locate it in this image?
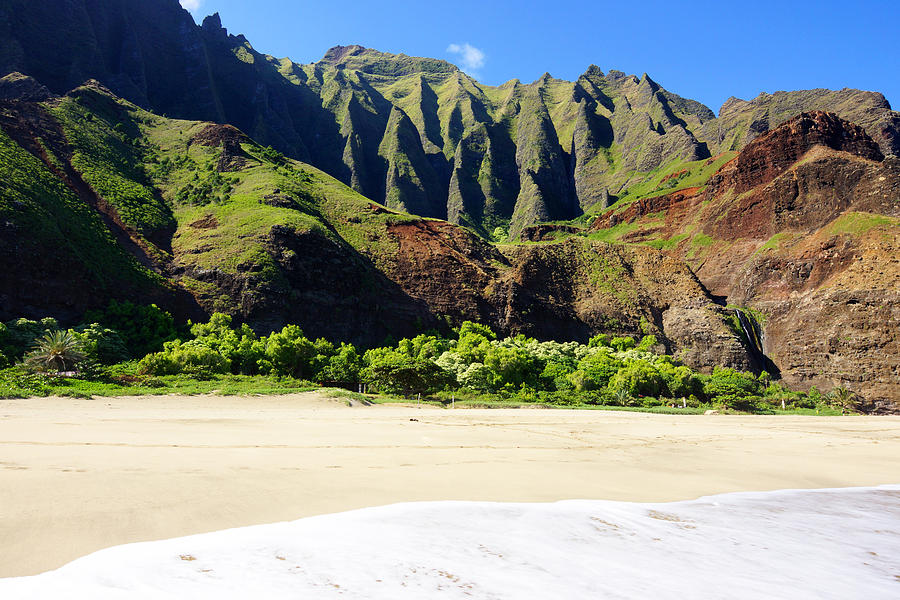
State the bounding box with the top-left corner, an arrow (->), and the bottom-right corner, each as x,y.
0,301 -> 858,412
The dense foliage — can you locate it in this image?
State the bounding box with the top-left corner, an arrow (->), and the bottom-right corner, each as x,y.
0,308 -> 855,413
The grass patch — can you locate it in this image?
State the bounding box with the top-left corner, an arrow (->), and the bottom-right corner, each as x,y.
754,232 -> 795,255
825,212 -> 898,237
645,233 -> 689,250
0,370 -> 319,399
592,152 -> 737,215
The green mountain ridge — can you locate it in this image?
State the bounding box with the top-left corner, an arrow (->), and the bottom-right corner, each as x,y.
2,0 -> 896,238
1,0 -> 898,409
0,77 -> 753,375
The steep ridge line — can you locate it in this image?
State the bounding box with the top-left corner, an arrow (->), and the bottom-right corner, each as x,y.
1,0 -> 897,236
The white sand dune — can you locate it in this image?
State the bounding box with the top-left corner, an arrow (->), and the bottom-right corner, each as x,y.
2,486 -> 898,599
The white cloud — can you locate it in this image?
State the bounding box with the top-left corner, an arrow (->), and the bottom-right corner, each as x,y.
180,0 -> 203,11
447,43 -> 486,76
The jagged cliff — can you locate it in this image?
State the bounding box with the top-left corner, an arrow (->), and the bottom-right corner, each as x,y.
2,0 -> 896,238
0,78 -> 751,373
589,112 -> 900,409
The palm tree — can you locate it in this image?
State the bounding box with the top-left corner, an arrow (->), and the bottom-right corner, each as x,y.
25,330 -> 85,373
828,386 -> 857,415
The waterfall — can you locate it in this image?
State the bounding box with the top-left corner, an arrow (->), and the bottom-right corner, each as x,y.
734,309 -> 764,359
731,308 -> 780,377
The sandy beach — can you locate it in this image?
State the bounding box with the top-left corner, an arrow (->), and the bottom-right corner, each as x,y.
1,392 -> 898,578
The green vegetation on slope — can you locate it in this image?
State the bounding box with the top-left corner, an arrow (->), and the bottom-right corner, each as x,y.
0,124 -> 160,291
51,89 -> 175,236
589,152 -> 737,216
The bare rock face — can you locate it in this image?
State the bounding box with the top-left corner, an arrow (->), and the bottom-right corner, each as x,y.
662,302 -> 755,372
715,111 -> 884,195
589,111 -> 900,409
702,89 -> 900,157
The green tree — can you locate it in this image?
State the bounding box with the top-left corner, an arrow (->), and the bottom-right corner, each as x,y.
397,334 -> 450,361
259,325 -> 317,378
608,360 -> 665,398
484,344 -> 540,390
317,343 -> 363,383
570,350 -> 622,391
455,321 -> 496,364
828,386 -> 857,414
540,361 -> 575,391
188,313 -> 264,375
362,351 -> 452,397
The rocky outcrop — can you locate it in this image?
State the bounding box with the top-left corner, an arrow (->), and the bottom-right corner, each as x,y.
0,72 -> 50,101
711,111 -> 883,195
701,89 -> 900,157
589,112 -> 900,408
447,123 -> 520,231
378,106 -> 444,217
491,239 -> 753,370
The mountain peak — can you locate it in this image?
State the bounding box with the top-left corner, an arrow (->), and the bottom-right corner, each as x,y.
0,72 -> 52,101
583,64 -> 604,78
201,13 -> 228,41
320,44 -> 369,64
316,46 -> 458,77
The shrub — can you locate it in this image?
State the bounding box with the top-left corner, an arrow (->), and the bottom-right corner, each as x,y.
84,301 -> 177,357
636,334 -> 658,352
137,340 -> 229,377
1,317 -> 59,361
258,325 -> 317,378
588,333 -> 610,348
702,367 -> 763,405
0,367 -> 52,398
610,336 -> 636,352
72,323 -> 130,365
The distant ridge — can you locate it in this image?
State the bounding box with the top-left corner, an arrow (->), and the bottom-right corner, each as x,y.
1,0 -> 896,235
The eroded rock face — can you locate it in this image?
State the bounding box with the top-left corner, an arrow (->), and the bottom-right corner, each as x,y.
704,89 -> 900,157
590,112 -> 900,408
713,111 -> 883,196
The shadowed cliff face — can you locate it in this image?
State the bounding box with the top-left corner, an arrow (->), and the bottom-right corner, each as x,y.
0,80 -> 754,373
3,0 -> 895,238
590,112 -> 900,409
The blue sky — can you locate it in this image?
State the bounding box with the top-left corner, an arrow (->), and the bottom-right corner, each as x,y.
180,0 -> 899,113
